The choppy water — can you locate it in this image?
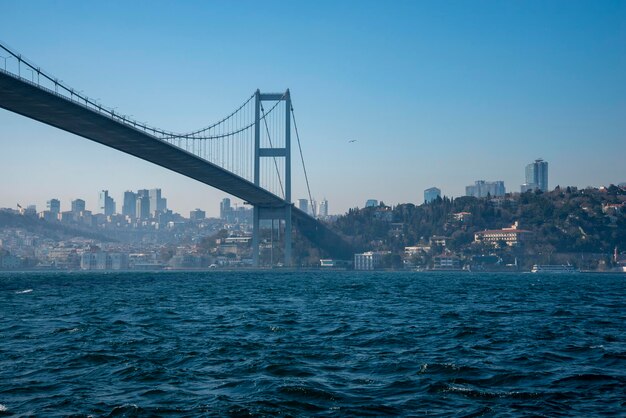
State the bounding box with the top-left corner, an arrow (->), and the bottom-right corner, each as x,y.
1,271 -> 625,416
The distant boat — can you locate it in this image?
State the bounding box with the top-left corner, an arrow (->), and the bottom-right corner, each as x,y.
531,264 -> 579,273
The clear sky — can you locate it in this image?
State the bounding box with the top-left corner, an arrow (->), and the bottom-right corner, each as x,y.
1,1 -> 625,217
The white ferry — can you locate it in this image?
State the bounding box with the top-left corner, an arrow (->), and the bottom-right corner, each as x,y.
531,264 -> 579,274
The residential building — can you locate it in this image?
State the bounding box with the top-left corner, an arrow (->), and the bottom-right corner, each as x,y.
190,209 -> 206,221
432,255 -> 462,270
318,199 -> 329,218
424,187 -> 441,203
365,199 -> 378,208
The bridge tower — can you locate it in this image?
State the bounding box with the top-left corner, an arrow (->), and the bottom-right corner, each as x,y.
252,89 -> 292,267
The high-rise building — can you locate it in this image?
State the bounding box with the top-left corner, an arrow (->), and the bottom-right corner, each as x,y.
298,199 -> 309,214
122,191 -> 137,218
318,199 -> 329,218
99,190 -> 115,216
521,159 -> 549,192
365,199 -> 378,208
149,189 -> 167,216
47,198 -> 61,214
190,209 -> 206,221
220,198 -> 231,220
424,187 -> 441,203
71,199 -> 85,213
136,195 -> 150,220
466,181 -> 505,198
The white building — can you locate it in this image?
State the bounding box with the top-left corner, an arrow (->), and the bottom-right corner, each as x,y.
354,251 -> 389,270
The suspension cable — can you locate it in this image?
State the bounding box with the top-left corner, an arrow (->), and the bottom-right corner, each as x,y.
290,103 -> 313,209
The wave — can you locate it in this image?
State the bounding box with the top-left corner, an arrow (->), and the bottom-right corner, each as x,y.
15,289 -> 33,294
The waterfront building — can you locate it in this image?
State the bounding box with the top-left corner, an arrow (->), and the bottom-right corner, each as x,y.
122,191 -> 137,218
424,187 -> 441,203
365,199 -> 378,208
354,251 -> 389,270
80,251 -> 129,270
99,190 -> 115,216
466,180 -> 505,198
522,158 -> 548,192
71,199 -> 85,213
47,198 -> 60,214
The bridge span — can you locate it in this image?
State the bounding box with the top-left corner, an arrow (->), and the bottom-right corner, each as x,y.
0,44 -> 353,264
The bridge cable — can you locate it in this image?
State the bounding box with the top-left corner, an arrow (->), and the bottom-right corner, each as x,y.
290,104 -> 314,209
260,102 -> 285,198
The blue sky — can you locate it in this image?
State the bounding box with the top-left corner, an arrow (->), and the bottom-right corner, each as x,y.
1,1 -> 625,216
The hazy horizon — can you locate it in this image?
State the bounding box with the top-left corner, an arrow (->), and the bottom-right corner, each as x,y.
1,1 -> 625,217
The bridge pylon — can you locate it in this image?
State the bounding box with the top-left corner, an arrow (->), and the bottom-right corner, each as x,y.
252,89 -> 292,267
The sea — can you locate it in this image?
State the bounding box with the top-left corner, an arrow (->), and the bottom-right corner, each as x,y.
0,271 -> 625,417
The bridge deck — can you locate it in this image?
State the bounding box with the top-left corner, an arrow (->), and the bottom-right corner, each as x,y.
0,71 -> 354,259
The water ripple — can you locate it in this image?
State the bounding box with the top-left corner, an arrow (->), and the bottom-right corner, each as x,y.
1,271 -> 625,415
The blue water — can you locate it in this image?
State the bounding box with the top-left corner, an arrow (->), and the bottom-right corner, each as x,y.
1,272 -> 625,416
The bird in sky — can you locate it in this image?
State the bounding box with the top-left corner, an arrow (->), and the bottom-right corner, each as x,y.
348,139 -> 357,143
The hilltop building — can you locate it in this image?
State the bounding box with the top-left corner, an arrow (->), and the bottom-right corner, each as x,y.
466,181 -> 505,198
424,187 -> 441,203
474,222 -> 531,247
521,158 -> 548,192
318,199 -> 329,219
71,199 -> 85,213
47,198 -> 60,214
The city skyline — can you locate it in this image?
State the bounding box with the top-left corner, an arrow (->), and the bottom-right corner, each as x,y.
1,1 -> 625,216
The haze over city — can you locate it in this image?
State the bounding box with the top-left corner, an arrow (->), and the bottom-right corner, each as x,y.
1,0 -> 625,217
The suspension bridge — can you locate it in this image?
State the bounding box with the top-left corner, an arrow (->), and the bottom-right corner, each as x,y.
0,42 -> 353,266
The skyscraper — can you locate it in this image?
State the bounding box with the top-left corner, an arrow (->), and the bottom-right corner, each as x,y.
318,199 -> 329,218
149,189 -> 166,216
522,159 -> 549,192
220,198 -> 231,220
424,187 -> 441,203
122,191 -> 137,218
298,199 -> 309,214
365,199 -> 378,208
136,195 -> 150,220
99,190 -> 115,216
466,181 -> 505,198
47,198 -> 61,214
71,199 -> 85,213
